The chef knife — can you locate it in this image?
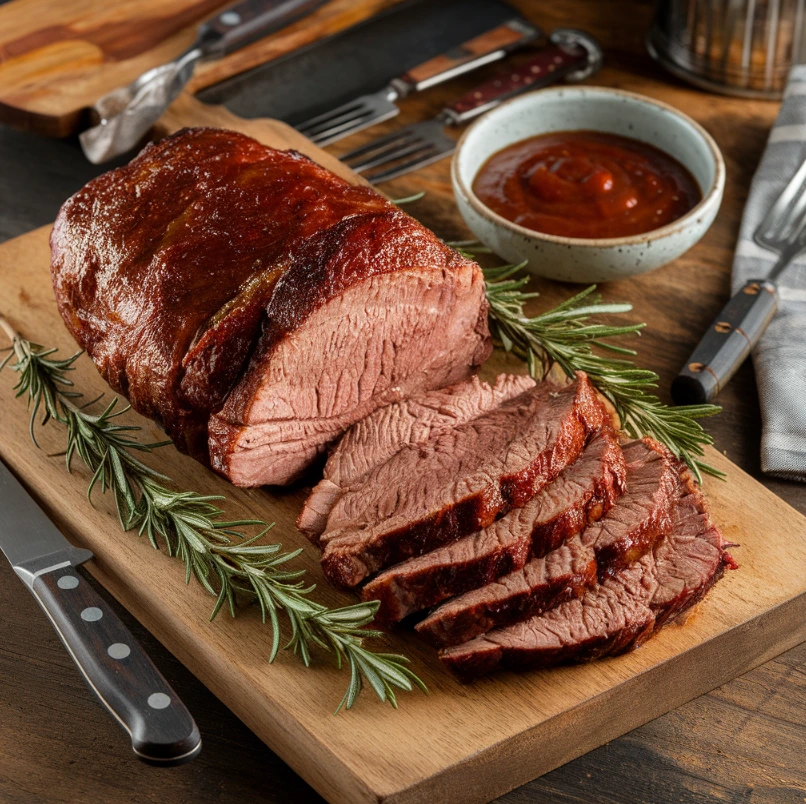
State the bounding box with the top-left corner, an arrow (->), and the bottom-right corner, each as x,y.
0,458 -> 201,766
80,0 -> 328,164
295,18 -> 540,146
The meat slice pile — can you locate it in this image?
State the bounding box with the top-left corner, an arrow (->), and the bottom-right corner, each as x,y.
51,128 -> 491,486
303,373 -> 735,679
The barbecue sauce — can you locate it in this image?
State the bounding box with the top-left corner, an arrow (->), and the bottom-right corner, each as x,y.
472,131 -> 701,239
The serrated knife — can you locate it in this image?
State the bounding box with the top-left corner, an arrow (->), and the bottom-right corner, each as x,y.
0,458 -> 201,766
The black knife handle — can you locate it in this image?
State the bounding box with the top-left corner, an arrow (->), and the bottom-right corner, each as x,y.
28,560 -> 201,766
671,279 -> 778,405
197,0 -> 327,58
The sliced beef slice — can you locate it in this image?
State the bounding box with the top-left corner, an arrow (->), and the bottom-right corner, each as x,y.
440,554 -> 659,680
362,431 -> 626,624
298,374 -> 535,541
416,438 -> 675,647
320,373 -> 610,589
415,534 -> 597,647
440,469 -> 734,680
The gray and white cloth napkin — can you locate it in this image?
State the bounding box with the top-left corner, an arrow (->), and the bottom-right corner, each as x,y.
732,64 -> 806,481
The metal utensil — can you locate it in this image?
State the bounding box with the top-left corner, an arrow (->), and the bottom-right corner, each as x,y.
648,0 -> 806,100
80,0 -> 327,164
671,160 -> 806,404
0,458 -> 201,765
295,18 -> 540,146
339,29 -> 602,184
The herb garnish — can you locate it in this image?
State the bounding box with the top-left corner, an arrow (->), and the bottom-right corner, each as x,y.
468,250 -> 723,482
0,317 -> 426,713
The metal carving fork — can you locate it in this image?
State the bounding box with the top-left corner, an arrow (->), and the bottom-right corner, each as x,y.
338,29 -> 602,184
672,159 -> 806,404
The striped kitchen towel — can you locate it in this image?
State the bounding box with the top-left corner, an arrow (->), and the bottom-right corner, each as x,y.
733,65 -> 806,481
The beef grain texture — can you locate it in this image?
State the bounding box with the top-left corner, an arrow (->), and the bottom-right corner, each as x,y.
297,374 -> 535,541
440,468 -> 736,680
320,373 -> 611,589
416,438 -> 677,647
363,430 -> 626,625
50,128 -> 491,486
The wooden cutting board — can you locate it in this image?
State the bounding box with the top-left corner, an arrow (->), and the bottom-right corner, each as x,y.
0,0 -> 399,136
1,98 -> 806,804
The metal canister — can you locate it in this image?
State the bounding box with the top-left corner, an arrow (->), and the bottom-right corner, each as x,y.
647,0 -> 806,98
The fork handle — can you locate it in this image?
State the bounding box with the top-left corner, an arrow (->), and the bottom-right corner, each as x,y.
671,279 -> 778,405
444,30 -> 600,125
393,19 -> 540,96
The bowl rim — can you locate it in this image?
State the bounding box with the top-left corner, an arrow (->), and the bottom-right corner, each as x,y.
451,85 -> 726,249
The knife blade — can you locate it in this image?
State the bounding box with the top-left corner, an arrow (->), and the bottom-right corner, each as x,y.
0,458 -> 201,766
294,18 -> 540,146
80,0 -> 328,164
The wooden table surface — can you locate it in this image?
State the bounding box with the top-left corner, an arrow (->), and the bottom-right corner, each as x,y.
1,1 -> 805,802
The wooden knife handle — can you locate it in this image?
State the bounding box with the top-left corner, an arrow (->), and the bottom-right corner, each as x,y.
394,18 -> 540,96
672,280 -> 778,404
29,563 -> 201,766
444,33 -> 595,124
197,0 -> 327,57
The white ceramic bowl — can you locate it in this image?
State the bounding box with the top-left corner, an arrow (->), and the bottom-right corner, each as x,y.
451,86 -> 725,283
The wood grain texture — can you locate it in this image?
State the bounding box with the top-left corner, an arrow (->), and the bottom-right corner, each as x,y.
1,94 -> 806,804
0,0 -> 400,136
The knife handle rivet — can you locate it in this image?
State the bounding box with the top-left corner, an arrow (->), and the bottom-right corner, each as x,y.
219,11 -> 241,26
81,607 -> 103,622
148,693 -> 171,710
108,643 -> 131,660
57,575 -> 79,589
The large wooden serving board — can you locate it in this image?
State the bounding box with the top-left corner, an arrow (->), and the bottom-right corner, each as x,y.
1,102 -> 806,804
0,0 -> 398,136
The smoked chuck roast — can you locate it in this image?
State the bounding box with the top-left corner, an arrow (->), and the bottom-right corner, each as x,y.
304,373 -> 733,679
50,128 -> 491,486
298,373 -> 536,541
363,430 -> 627,625
317,372 -> 611,589
438,464 -> 735,679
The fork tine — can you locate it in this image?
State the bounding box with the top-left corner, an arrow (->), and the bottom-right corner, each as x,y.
306,113 -> 378,145
365,147 -> 449,184
754,158 -> 806,248
296,101 -> 368,135
340,126 -> 420,164
348,137 -> 433,174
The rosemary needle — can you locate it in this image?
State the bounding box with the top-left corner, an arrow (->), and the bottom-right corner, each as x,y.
0,317 -> 426,713
447,246 -> 723,483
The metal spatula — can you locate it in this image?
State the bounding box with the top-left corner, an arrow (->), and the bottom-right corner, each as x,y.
294,18 -> 540,146
338,29 -> 602,184
672,159 -> 806,404
80,0 -> 326,164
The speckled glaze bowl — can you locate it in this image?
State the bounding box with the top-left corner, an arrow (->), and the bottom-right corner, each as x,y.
451,86 -> 725,283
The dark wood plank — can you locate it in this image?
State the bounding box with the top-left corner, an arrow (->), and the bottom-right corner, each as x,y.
0,0 -> 805,801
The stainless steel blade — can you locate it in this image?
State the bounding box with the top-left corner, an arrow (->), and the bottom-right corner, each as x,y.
0,459 -> 87,572
295,91 -> 400,145
340,118 -> 454,183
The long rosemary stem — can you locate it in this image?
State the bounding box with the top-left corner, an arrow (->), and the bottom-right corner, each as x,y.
0,316 -> 425,712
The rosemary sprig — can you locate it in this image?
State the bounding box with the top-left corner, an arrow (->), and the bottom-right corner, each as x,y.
454,249 -> 723,482
0,318 -> 425,713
